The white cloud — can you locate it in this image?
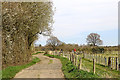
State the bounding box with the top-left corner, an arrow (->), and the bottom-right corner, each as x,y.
52,0 -> 118,37
35,0 -> 119,46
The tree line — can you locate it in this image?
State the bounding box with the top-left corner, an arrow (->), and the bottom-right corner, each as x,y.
36,33 -> 118,53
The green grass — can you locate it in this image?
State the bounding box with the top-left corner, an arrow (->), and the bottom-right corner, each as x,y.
32,51 -> 44,55
2,57 -> 40,80
44,54 -> 98,79
81,58 -> 120,78
48,59 -> 53,64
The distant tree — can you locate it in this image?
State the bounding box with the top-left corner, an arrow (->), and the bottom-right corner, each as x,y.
39,44 -> 42,47
86,33 -> 103,46
90,47 -> 105,54
46,36 -> 63,51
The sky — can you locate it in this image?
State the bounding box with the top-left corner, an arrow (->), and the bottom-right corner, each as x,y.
35,0 -> 119,46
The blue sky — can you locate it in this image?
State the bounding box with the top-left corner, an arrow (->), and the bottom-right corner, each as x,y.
35,0 -> 119,46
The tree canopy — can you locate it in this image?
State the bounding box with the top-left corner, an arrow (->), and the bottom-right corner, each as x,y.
46,36 -> 63,50
2,2 -> 54,48
86,33 -> 103,46
2,2 -> 54,67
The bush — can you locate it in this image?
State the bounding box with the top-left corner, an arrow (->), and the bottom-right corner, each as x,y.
91,47 -> 105,54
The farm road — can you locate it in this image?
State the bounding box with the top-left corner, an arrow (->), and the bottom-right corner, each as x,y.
13,53 -> 65,79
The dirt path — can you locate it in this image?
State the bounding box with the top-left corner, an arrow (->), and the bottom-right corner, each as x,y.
13,53 -> 65,78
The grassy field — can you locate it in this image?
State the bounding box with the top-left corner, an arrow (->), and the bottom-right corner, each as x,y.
80,58 -> 119,78
2,57 -> 40,80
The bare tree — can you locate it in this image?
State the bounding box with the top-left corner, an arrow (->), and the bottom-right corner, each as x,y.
46,36 -> 62,51
86,33 -> 103,46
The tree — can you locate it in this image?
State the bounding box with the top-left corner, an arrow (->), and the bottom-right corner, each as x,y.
86,33 -> 103,46
2,2 -> 54,49
2,2 -> 54,67
46,36 -> 62,51
39,44 -> 42,47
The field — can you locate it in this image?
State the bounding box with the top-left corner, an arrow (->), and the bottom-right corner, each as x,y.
81,58 -> 119,78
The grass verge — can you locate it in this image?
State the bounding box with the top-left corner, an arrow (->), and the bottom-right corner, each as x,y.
32,51 -> 44,55
44,54 -> 98,79
2,57 -> 40,80
81,58 -> 120,78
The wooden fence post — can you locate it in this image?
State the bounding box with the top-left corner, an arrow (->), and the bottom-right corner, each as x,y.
78,57 -> 82,69
63,51 -> 64,57
108,57 -> 111,69
72,54 -> 74,64
105,57 -> 107,66
74,54 -> 76,65
71,53 -> 72,61
116,57 -> 118,70
93,58 -> 95,74
113,57 -> 114,69
99,55 -> 100,64
111,57 -> 113,69
70,53 -> 71,61
71,53 -> 73,62
76,55 -> 78,66
69,52 -> 70,60
119,64 -> 120,71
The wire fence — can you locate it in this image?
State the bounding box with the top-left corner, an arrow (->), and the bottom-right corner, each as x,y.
49,51 -> 120,73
